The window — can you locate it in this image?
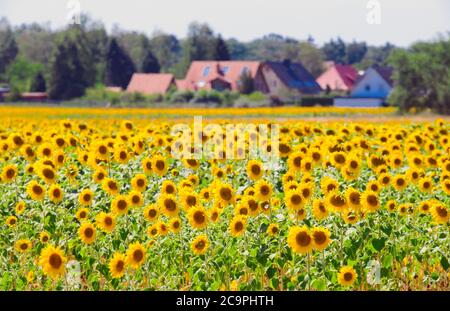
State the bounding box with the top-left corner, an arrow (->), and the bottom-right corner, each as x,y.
365,84 -> 371,92
222,66 -> 229,74
241,66 -> 249,75
202,66 -> 210,77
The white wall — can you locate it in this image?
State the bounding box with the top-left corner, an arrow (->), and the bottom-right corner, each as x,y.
351,68 -> 392,98
334,97 -> 384,107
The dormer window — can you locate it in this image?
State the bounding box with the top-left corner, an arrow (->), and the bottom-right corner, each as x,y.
241,66 -> 249,75
203,66 -> 211,77
222,66 -> 229,74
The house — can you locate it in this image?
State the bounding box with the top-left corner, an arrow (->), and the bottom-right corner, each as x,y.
334,66 -> 394,107
262,60 -> 322,95
126,73 -> 176,95
316,64 -> 358,92
179,61 -> 269,93
21,92 -> 48,102
0,86 -> 10,101
350,66 -> 393,98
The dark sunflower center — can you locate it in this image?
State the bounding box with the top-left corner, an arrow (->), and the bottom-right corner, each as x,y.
343,272 -> 353,281
251,164 -> 261,175
220,188 -> 232,201
290,194 -> 302,205
156,160 -> 165,170
33,185 -> 43,195
49,254 -> 62,269
84,228 -> 94,238
193,211 -> 205,224
133,250 -> 143,262
295,231 -> 311,247
313,232 -> 326,245
234,221 -> 244,232
164,199 -> 176,211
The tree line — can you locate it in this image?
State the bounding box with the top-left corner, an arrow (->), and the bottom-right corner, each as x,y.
0,15 -> 448,113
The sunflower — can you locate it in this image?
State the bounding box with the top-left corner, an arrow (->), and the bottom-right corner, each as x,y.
419,177 -> 433,193
188,174 -> 200,187
26,180 -> 45,201
183,159 -> 200,170
39,245 -> 67,279
1,164 -> 18,182
345,187 -> 361,210
128,190 -> 143,208
385,200 -> 397,212
312,199 -> 329,221
407,168 -> 422,184
246,159 -> 263,180
15,201 -> 26,215
366,180 -> 381,193
331,152 -> 347,168
96,212 -> 116,233
152,155 -> 168,176
191,234 -> 209,255
287,226 -> 313,254
254,180 -> 272,201
158,194 -> 179,217
215,183 -> 235,205
285,190 -> 304,211
111,195 -> 129,215
143,204 -> 159,222
161,180 -> 177,195
299,182 -> 314,201
109,253 -> 126,279
200,188 -> 211,201
241,195 -> 259,216
180,190 -> 200,210
229,215 -> 247,237
418,200 -> 432,214
431,204 -> 449,224
114,147 -> 130,164
142,158 -> 153,174
361,191 -> 380,213
40,231 -> 50,243
15,239 -> 32,253
346,155 -> 361,172
127,174 -> 147,193
378,173 -> 391,187
342,209 -> 359,224
75,208 -> 89,221
78,189 -> 94,206
21,144 -> 36,161
442,179 -> 450,195
320,176 -> 339,195
78,223 -> 96,244
48,184 -> 63,203
209,207 -> 221,222
338,266 -> 357,286
267,223 -> 279,236
147,224 -> 159,238
188,206 -> 208,230
102,178 -> 120,196
93,142 -> 109,160
93,168 -> 107,183
398,204 -> 409,216
37,165 -> 56,184
38,143 -> 53,158
392,175 -> 408,191
326,190 -> 347,212
169,217 -> 182,233
311,227 -> 331,251
126,242 -> 146,269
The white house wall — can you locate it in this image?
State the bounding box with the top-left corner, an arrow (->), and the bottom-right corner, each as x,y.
351,68 -> 392,98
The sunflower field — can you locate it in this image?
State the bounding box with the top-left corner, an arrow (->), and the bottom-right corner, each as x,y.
0,106 -> 449,291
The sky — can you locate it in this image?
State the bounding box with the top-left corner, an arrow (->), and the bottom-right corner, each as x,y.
1,0 -> 449,46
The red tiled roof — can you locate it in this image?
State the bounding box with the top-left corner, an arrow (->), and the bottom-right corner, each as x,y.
126,73 -> 175,94
334,64 -> 358,89
183,61 -> 263,91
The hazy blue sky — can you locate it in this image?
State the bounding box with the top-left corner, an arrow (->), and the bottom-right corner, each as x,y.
1,0 -> 449,46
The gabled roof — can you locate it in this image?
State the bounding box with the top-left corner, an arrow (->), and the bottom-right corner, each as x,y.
265,61 -> 322,94
334,64 -> 358,89
184,61 -> 263,90
127,73 -> 175,94
355,65 -> 394,87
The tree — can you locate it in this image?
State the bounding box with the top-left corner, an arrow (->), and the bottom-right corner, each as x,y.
6,57 -> 43,92
226,38 -> 248,60
48,41 -> 89,100
238,70 -> 255,94
141,50 -> 161,73
0,18 -> 19,75
322,38 -> 346,64
388,35 -> 450,114
358,43 -> 396,69
30,72 -> 46,92
150,32 -> 182,72
213,35 -> 230,60
346,41 -> 368,64
104,38 -> 136,89
298,42 -> 325,77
